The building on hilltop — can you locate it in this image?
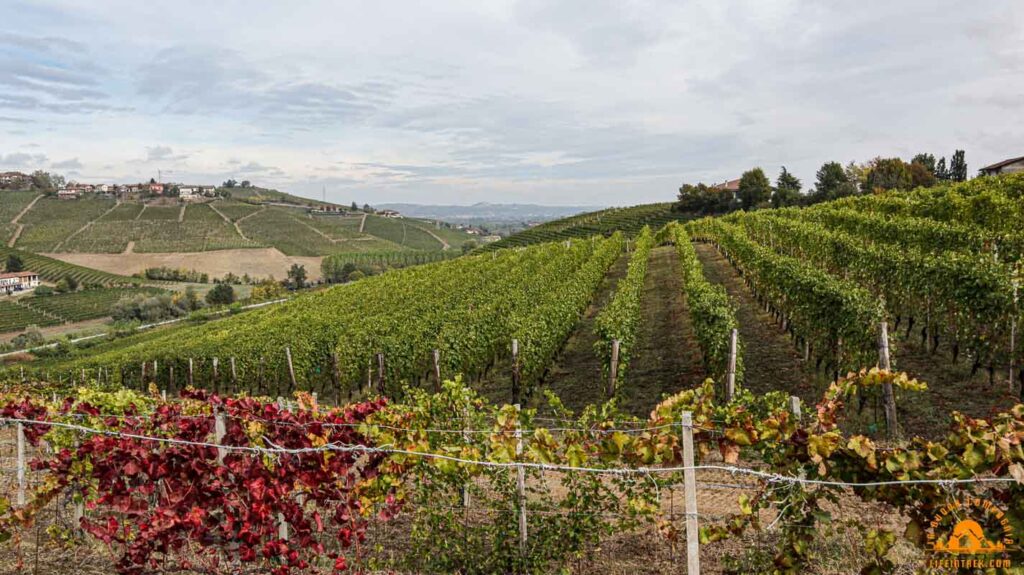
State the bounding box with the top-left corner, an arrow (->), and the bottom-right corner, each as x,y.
380,209 -> 402,218
57,188 -> 81,199
979,156 -> 1024,176
0,171 -> 30,188
711,178 -> 741,193
0,271 -> 41,295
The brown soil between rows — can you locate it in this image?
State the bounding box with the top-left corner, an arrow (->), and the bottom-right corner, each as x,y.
693,242 -> 821,405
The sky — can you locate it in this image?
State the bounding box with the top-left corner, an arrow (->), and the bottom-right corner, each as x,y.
1,1 -> 1022,206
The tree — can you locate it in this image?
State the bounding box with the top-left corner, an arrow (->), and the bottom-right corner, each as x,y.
205,283 -> 236,305
252,279 -> 287,301
5,254 -> 24,273
223,179 -> 238,188
29,170 -> 56,192
908,161 -> 937,188
813,161 -> 850,201
737,168 -> 771,210
911,153 -> 937,175
287,264 -> 307,289
950,149 -> 968,182
935,157 -> 949,181
350,202 -> 358,211
772,167 -> 802,208
461,240 -> 478,254
240,180 -> 252,188
864,157 -> 912,192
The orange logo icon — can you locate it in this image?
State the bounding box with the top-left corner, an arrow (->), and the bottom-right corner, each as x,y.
932,519 -> 1006,554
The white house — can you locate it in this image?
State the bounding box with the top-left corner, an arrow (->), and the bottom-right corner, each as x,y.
0,271 -> 41,295
380,209 -> 402,218
57,188 -> 80,200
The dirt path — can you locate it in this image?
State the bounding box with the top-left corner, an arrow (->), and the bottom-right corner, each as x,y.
619,246 -> 706,417
538,255 -> 630,415
135,204 -> 147,220
420,224 -> 450,250
233,206 -> 265,241
7,194 -> 43,247
693,243 -> 819,404
123,240 -> 135,255
178,204 -> 187,222
358,213 -> 367,233
10,193 -> 42,224
6,225 -> 23,248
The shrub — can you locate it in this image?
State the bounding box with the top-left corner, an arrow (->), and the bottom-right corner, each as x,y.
206,283 -> 235,305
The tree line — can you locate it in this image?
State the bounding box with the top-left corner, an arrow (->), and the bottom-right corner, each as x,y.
676,149 -> 969,214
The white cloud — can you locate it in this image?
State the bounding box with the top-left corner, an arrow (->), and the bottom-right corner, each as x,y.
0,0 -> 1022,204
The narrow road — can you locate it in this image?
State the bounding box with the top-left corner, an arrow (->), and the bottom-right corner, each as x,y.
358,213 -> 367,233
693,242 -> 818,403
619,246 -> 705,417
177,204 -> 187,222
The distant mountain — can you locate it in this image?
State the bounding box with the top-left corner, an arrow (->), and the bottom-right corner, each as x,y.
375,202 -> 605,223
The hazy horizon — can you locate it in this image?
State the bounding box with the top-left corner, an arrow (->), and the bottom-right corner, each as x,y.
2,1 -> 1022,205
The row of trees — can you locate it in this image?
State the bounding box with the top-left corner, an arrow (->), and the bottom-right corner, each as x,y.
677,149 -> 969,213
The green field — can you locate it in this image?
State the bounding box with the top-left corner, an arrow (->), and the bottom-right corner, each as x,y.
20,287 -> 166,324
61,203 -> 258,253
239,208 -> 400,256
15,196 -> 116,252
209,200 -> 263,222
361,215 -> 447,250
0,191 -> 40,222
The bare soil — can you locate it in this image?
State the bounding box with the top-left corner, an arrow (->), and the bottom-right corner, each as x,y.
43,248 -> 323,282
693,242 -> 821,404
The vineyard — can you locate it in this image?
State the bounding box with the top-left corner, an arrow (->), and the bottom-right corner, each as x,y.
1,174 -> 1023,574
0,247 -> 145,287
477,203 -> 689,251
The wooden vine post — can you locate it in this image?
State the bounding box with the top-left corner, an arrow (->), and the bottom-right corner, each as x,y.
230,357 -> 237,384
1009,280 -> 1018,393
725,329 -> 738,402
330,352 -> 342,400
214,408 -> 227,465
514,404 -> 527,561
376,353 -> 386,394
16,422 -> 26,506
607,339 -> 620,399
878,321 -> 898,439
789,395 -> 802,420
432,349 -> 442,392
188,358 -> 194,388
511,339 -> 522,405
285,346 -> 297,390
680,411 -> 700,575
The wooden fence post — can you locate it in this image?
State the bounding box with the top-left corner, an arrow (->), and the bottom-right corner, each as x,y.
230,357 -> 237,384
607,339 -> 620,399
432,349 -> 442,392
330,352 -> 341,401
878,322 -> 898,439
285,347 -> 297,390
376,353 -> 386,394
188,358 -> 194,388
514,404 -> 527,560
681,412 -> 700,575
1009,281 -> 1019,393
726,329 -> 738,402
511,340 -> 521,405
212,357 -> 219,381
214,408 -> 227,465
16,422 -> 26,506
789,396 -> 802,420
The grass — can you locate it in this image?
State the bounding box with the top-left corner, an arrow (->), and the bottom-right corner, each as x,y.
14,196 -> 115,251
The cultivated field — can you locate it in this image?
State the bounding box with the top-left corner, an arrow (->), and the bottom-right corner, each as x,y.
45,247 -> 324,281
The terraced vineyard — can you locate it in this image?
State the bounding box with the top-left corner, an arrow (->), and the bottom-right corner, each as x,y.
0,191 -> 39,222
0,247 -> 144,286
238,208 -> 399,256
20,287 -> 166,323
14,196 -> 115,251
209,200 -> 263,221
61,203 -> 259,253
0,299 -> 60,332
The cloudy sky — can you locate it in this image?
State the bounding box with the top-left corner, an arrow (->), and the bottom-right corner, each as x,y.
1,1 -> 1022,206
